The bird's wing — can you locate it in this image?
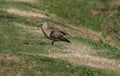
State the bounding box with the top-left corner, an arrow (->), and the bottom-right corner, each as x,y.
49,27 -> 69,35
50,30 -> 71,43
50,30 -> 64,40
59,31 -> 69,35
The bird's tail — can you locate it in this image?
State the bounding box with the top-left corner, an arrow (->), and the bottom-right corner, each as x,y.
60,37 -> 71,43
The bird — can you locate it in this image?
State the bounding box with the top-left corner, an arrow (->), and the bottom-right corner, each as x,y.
41,22 -> 71,45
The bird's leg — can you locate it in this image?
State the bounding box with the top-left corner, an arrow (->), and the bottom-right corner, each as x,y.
51,41 -> 54,45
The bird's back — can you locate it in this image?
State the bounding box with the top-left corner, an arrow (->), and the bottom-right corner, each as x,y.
50,29 -> 71,43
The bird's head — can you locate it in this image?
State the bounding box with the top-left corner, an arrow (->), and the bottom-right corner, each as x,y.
41,22 -> 48,29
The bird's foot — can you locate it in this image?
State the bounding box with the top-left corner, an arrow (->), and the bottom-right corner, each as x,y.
51,41 -> 54,45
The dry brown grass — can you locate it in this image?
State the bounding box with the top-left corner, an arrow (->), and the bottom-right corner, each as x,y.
6,8 -> 48,18
5,0 -> 35,3
46,54 -> 120,72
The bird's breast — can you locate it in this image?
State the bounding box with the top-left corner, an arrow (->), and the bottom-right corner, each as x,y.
42,28 -> 52,39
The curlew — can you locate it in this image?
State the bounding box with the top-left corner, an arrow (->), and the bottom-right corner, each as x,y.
41,22 -> 71,45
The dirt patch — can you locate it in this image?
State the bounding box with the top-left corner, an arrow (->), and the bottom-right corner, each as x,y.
5,0 -> 35,3
6,8 -> 48,18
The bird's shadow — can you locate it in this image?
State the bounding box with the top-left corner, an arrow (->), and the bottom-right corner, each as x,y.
23,41 -> 50,46
23,41 -> 65,48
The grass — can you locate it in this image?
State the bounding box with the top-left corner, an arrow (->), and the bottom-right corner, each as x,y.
0,53 -> 119,76
0,0 -> 120,76
71,36 -> 120,60
0,0 -> 119,30
36,0 -> 120,31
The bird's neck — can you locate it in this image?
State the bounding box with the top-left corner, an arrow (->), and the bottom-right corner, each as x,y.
41,23 -> 51,39
42,23 -> 48,29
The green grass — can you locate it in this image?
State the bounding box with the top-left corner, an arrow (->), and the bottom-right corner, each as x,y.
0,0 -> 120,76
36,0 -> 120,31
0,0 -> 120,31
